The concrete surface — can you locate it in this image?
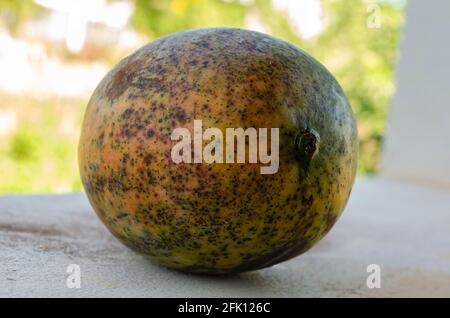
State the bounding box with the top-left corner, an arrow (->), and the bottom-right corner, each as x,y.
1,176 -> 450,297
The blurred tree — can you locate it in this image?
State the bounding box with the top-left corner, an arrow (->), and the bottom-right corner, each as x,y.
133,0 -> 247,37
0,0 -> 41,34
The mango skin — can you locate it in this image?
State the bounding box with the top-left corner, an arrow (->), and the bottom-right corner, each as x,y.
78,28 -> 358,274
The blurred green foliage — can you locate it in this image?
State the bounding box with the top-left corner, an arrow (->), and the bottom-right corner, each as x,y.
133,0 -> 247,37
0,0 -> 406,192
0,94 -> 84,192
0,0 -> 41,34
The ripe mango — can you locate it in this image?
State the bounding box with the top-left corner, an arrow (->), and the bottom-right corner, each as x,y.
79,28 -> 358,274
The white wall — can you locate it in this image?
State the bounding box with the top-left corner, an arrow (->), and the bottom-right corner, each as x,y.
382,0 -> 450,188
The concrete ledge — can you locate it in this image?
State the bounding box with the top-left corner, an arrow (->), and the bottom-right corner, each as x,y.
1,176 -> 450,297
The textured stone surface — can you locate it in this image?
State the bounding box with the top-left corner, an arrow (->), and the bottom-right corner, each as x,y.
1,176 -> 449,297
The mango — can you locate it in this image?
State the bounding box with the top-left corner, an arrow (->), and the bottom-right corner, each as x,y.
78,28 -> 358,274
